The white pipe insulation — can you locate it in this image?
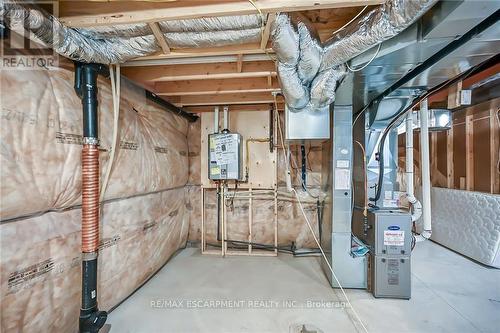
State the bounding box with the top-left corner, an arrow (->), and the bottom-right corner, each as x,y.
405,112 -> 422,222
419,99 -> 432,238
223,106 -> 229,131
214,106 -> 219,133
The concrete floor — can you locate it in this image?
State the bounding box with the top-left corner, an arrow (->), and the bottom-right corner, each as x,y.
107,241 -> 500,333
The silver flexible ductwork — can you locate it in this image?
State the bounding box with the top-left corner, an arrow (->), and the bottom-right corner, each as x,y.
272,0 -> 436,111
1,1 -> 264,64
321,0 -> 438,70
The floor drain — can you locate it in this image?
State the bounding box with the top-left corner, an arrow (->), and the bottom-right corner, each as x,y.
289,323 -> 324,333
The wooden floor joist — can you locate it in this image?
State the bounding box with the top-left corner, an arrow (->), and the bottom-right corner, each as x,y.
154,77 -> 280,96
175,92 -> 279,107
61,1 -> 385,110
60,0 -> 383,27
185,103 -> 285,113
122,61 -> 276,82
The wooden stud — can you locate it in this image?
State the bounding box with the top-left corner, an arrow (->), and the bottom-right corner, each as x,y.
236,54 -> 243,73
249,187 -> 253,254
201,187 -> 205,253
274,188 -> 278,255
60,0 -> 384,27
431,132 -> 438,186
260,13 -> 276,49
148,22 -> 170,54
447,80 -> 463,109
465,114 -> 474,191
490,108 -> 500,194
447,127 -> 454,189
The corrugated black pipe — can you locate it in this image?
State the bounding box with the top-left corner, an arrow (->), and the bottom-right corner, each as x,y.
75,62 -> 108,333
146,91 -> 198,122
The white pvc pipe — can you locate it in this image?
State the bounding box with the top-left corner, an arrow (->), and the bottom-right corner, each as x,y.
405,112 -> 422,222
214,106 -> 219,133
223,106 -> 229,130
419,99 -> 432,238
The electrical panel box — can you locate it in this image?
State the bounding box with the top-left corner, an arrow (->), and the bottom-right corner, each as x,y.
368,210 -> 412,299
208,132 -> 242,181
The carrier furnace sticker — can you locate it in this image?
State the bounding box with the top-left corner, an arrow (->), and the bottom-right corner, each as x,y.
383,230 -> 405,246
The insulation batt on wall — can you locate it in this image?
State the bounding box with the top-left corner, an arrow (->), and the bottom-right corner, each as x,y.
0,60 -> 191,332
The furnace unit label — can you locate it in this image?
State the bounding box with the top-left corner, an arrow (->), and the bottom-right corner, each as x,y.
383,230 -> 405,246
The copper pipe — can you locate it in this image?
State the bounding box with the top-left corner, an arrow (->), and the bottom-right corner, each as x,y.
81,143 -> 100,253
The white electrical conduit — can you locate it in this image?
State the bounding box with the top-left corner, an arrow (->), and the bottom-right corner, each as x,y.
405,112 -> 422,222
419,99 -> 432,239
100,64 -> 121,202
274,96 -> 369,333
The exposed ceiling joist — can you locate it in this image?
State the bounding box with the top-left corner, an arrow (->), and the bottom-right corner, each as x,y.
122,61 -> 276,82
185,103 -> 285,113
175,92 -> 282,107
127,44 -> 274,62
154,77 -> 280,96
60,0 -> 384,27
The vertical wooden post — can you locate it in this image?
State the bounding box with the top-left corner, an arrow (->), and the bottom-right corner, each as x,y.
431,132 -> 438,186
274,188 -> 278,255
221,185 -> 226,256
465,114 -> 474,191
248,187 -> 252,254
447,127 -> 454,189
201,187 -> 205,253
490,109 -> 500,194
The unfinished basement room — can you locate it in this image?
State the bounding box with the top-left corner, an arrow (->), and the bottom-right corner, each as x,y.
0,1 -> 499,332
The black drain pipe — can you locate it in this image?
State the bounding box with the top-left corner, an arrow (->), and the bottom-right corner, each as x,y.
74,62 -> 108,333
301,145 -> 307,190
146,91 -> 198,122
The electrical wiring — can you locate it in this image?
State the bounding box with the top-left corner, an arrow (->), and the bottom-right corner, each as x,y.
346,44 -> 381,72
247,0 -> 276,61
273,94 -> 320,199
100,64 -> 121,202
274,94 -> 369,333
331,5 -> 368,36
354,140 -> 368,217
292,188 -> 369,333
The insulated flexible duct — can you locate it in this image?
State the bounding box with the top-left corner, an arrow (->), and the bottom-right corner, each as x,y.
1,1 -> 265,63
272,0 -> 436,111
